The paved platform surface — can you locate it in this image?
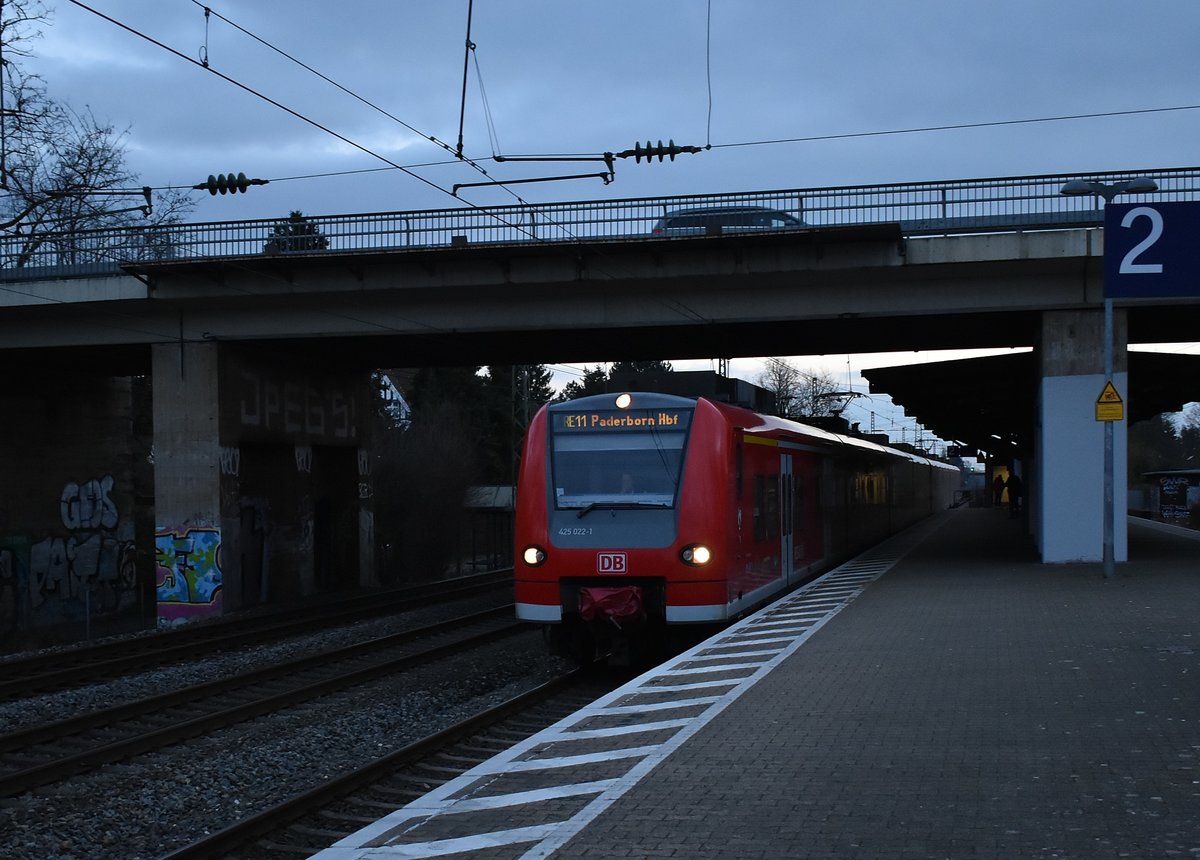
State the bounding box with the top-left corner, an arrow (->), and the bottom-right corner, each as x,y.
557,509 -> 1200,859
318,509 -> 1200,859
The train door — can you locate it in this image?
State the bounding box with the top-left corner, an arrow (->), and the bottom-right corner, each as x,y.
780,453 -> 795,585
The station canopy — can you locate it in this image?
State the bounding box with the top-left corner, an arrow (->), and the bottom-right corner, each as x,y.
862,351 -> 1200,461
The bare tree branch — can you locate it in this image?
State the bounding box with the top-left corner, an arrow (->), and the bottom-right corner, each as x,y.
0,2 -> 193,265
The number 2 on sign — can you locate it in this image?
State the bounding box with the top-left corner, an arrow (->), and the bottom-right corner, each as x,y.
1118,207 -> 1164,275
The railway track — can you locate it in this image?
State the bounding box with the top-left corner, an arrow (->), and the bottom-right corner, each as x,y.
161,667 -> 618,859
0,606 -> 524,798
0,569 -> 512,700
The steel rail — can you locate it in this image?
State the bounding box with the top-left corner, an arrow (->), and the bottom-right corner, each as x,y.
0,568 -> 512,700
0,607 -> 524,797
159,666 -> 609,860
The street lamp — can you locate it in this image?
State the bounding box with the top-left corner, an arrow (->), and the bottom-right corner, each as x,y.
1059,177 -> 1159,202
1059,177 -> 1159,578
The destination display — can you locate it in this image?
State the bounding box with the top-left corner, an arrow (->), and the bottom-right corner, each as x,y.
552,409 -> 692,433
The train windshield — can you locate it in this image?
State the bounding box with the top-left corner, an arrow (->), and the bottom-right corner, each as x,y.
549,407 -> 692,511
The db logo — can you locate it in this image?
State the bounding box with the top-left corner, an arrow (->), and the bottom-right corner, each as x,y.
597,552 -> 628,574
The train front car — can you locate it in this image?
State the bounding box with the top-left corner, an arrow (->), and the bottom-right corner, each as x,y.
514,392 -> 730,662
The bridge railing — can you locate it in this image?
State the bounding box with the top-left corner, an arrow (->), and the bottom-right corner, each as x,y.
2,167 -> 1198,279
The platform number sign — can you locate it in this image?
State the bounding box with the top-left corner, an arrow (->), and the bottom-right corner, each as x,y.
1104,202 -> 1200,298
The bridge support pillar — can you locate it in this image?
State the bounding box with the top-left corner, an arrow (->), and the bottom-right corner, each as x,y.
1034,309 -> 1128,564
152,342 -> 376,628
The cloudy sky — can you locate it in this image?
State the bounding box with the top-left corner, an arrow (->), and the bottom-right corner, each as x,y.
19,1 -> 1200,440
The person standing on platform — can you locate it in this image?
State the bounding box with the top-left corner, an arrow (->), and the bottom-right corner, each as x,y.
992,474 -> 1006,506
1005,471 -> 1023,518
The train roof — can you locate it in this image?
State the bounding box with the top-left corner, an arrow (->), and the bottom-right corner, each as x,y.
705,397 -> 955,471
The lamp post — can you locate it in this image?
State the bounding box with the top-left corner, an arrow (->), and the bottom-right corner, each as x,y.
1059,177 -> 1158,578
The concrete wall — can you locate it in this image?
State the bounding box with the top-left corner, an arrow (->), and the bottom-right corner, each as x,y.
0,372 -> 153,649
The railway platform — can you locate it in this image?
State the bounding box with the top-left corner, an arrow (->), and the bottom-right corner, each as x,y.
314,507 -> 1200,859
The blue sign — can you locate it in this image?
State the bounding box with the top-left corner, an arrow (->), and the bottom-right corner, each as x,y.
1104,202 -> 1200,298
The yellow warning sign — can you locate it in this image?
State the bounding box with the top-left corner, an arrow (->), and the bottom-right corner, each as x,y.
1095,381 -> 1124,422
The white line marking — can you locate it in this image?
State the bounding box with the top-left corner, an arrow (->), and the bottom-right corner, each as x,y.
542,718 -> 693,741
409,779 -> 618,815
480,744 -> 659,773
618,680 -> 741,694
570,698 -> 721,717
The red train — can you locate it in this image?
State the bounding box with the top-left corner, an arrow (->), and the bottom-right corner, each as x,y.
514,391 -> 959,660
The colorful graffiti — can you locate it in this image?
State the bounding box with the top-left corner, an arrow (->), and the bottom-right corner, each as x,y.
155,527 -> 223,626
0,476 -> 139,640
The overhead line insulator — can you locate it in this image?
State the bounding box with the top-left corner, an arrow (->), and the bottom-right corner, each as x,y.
193,172 -> 270,195
616,139 -> 703,163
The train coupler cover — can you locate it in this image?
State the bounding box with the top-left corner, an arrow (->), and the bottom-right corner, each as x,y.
578,585 -> 644,627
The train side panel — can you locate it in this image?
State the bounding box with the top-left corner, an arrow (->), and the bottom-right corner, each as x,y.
662,399 -> 739,621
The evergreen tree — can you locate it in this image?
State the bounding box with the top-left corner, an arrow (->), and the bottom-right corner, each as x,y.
1178,409 -> 1200,466
608,359 -> 674,376
558,365 -> 609,400
1128,414 -> 1186,481
407,366 -> 483,418
479,365 -> 556,484
371,400 -> 479,581
266,210 -> 329,253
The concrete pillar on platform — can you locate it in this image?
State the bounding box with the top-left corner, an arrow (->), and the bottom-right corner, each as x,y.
1035,309 -> 1127,563
152,342 -> 225,625
152,342 -> 375,628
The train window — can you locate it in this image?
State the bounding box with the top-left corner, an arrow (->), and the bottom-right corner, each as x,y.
753,475 -> 780,542
753,476 -> 765,542
549,415 -> 690,510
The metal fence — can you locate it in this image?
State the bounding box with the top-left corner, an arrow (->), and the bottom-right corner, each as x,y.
3,166 -> 1198,280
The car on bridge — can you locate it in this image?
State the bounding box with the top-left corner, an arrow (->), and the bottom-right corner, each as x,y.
651,205 -> 804,236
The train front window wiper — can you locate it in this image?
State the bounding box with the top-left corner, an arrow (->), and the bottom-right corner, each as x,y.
576,501 -> 671,519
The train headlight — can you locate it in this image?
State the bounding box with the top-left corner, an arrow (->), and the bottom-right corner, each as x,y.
615,392 -> 633,409
522,545 -> 547,567
680,544 -> 712,566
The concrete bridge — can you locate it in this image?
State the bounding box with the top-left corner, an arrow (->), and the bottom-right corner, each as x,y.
2,167 -> 1199,647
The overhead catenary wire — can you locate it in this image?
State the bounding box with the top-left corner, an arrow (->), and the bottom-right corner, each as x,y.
184,0 -> 489,177
108,6 -> 1200,209
479,102 -> 1200,166
471,44 -> 502,158
54,1 -> 718,342
184,1 -> 610,198
68,2 -> 481,210
709,103 -> 1200,151
168,2 -> 657,252
64,0 -> 636,276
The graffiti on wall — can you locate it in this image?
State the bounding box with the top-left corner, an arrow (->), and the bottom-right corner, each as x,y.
155,527 -> 223,626
239,497 -> 271,606
0,541 -> 25,636
237,369 -> 358,443
0,475 -> 139,637
219,446 -> 241,477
